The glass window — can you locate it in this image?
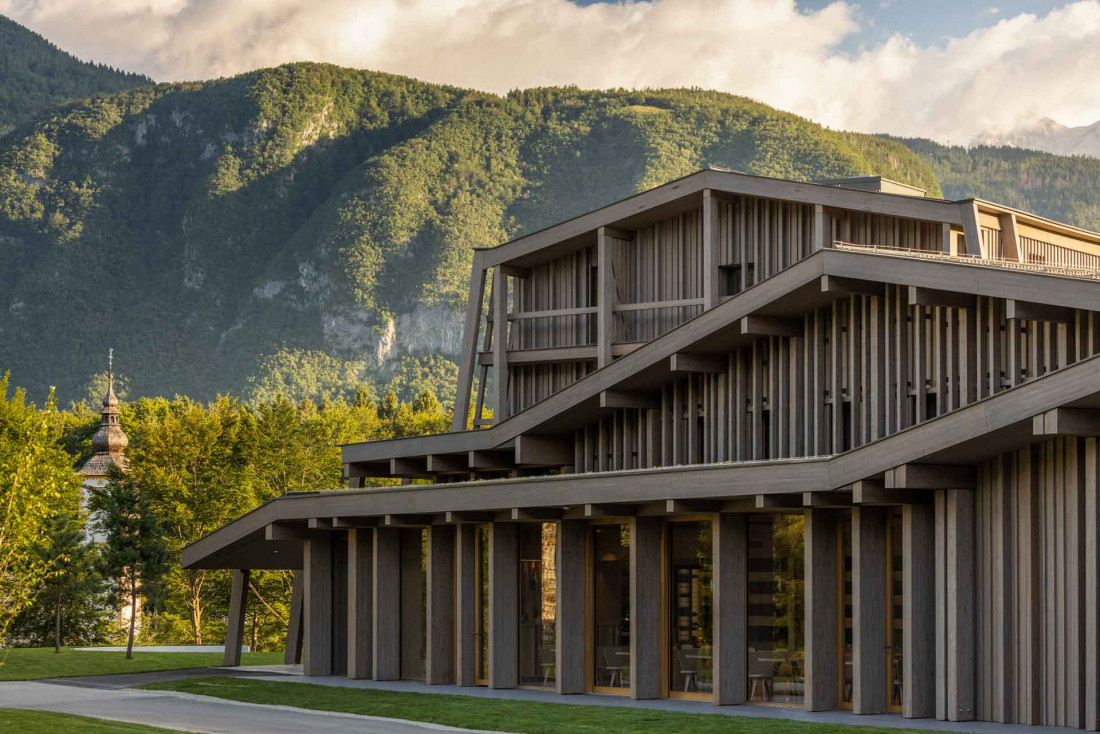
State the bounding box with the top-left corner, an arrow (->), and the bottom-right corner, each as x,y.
399,528 -> 427,681
475,524 -> 490,684
668,521 -> 713,696
592,523 -> 630,691
519,523 -> 558,687
747,514 -> 805,705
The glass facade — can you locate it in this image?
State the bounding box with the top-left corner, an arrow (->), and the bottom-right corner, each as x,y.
667,520 -> 713,696
592,523 -> 631,691
519,522 -> 558,687
747,514 -> 805,705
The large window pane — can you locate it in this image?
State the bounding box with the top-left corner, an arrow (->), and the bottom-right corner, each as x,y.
747,514 -> 805,705
519,523 -> 557,687
668,521 -> 713,695
592,523 -> 630,691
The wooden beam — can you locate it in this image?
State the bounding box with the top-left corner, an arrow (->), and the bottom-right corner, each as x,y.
444,510 -> 496,524
740,315 -> 803,338
961,201 -> 983,257
223,569 -> 249,666
283,572 -> 303,665
493,266 -> 510,421
390,457 -> 428,478
1033,408 -> 1100,436
851,481 -> 932,506
908,285 -> 974,310
510,507 -> 563,521
820,274 -> 885,298
307,517 -> 333,530
886,463 -> 976,490
755,494 -> 803,509
600,389 -> 659,410
803,490 -> 853,508
597,227 -> 616,369
584,503 -> 638,518
426,454 -> 469,474
500,265 -> 530,279
999,213 -> 1021,261
1006,299 -> 1074,323
383,514 -> 431,527
515,434 -> 573,467
703,189 -> 722,309
265,522 -> 310,542
468,450 -> 514,470
664,499 -> 723,514
452,258 -> 486,431
670,352 -> 726,374
332,516 -> 379,529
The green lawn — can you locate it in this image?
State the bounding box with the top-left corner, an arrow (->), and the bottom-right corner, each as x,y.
0,647 -> 284,681
0,709 -> 184,733
148,677 -> 932,734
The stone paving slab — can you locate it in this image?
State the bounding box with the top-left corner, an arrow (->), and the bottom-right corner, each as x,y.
0,679 -> 498,734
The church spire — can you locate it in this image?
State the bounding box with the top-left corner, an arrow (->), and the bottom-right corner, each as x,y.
80,349 -> 128,478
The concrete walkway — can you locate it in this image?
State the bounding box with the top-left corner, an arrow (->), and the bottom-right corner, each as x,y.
240,665 -> 1072,734
0,674 -> 498,734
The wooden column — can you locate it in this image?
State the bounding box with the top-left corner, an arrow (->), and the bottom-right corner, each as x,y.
630,516 -> 662,700
452,258 -> 487,431
703,189 -> 722,309
1085,438 -> 1100,730
284,570 -> 303,665
223,568 -> 249,667
998,213 -> 1021,262
597,227 -> 615,369
455,523 -> 478,687
426,525 -> 455,684
961,202 -> 983,257
493,267 -> 510,421
853,506 -> 887,714
813,204 -> 828,251
557,520 -> 587,694
805,509 -> 838,711
489,522 -> 518,689
903,502 -> 935,718
373,527 -> 400,681
936,489 -> 975,721
303,535 -> 333,676
347,528 -> 373,679
713,513 -> 747,705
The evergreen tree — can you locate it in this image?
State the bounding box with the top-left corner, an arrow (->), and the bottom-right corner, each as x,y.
40,511 -> 105,652
93,466 -> 169,659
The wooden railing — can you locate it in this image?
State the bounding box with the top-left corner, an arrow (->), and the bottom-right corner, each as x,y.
834,240 -> 1100,280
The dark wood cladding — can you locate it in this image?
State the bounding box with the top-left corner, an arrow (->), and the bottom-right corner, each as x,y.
574,290 -> 1100,472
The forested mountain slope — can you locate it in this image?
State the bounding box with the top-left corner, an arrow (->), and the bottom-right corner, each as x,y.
0,63 -> 942,403
0,16 -> 151,137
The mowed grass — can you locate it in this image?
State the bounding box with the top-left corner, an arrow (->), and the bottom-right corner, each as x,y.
0,647 -> 284,681
148,676 -> 932,734
0,709 -> 184,733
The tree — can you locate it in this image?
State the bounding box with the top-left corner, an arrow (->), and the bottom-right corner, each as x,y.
0,374 -> 82,651
93,466 -> 169,659
39,511 -> 104,652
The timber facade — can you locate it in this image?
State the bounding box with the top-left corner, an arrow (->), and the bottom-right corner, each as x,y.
185,168 -> 1100,729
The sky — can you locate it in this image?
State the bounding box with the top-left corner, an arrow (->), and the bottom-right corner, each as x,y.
2,0 -> 1098,144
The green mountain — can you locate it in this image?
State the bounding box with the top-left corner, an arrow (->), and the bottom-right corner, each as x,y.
894,136 -> 1100,232
0,62 -> 947,404
0,16 -> 151,137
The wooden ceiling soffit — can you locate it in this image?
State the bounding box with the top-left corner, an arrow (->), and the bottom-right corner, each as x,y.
599,389 -> 660,410
885,463 -> 976,490
850,480 -> 932,506
739,315 -> 803,338
444,511 -> 496,524
468,450 -> 515,470
264,522 -> 311,542
1006,299 -> 1074,323
515,435 -> 573,467
669,352 -> 726,374
390,457 -> 430,478
802,490 -> 853,508
425,453 -> 469,474
331,516 -> 379,529
907,286 -> 975,309
820,275 -> 885,298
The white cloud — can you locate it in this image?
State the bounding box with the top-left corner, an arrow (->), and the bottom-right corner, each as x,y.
3,0 -> 1099,144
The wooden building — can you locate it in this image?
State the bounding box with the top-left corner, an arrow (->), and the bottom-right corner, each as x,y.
185,168 -> 1100,728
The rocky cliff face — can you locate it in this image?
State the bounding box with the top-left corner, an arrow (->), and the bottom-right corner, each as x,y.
973,117 -> 1100,159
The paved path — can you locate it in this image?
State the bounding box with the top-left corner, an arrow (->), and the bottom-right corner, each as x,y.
0,675 -> 498,734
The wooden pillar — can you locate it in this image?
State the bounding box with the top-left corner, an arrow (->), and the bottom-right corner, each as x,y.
455,523 -> 478,687
373,527 -> 400,681
493,267 -> 510,421
303,535 -> 333,676
597,227 -> 615,369
427,525 -> 455,684
284,570 -> 303,665
630,516 -> 662,700
703,189 -> 722,309
998,213 -> 1021,262
347,528 -> 373,679
452,258 -> 487,431
903,502 -> 935,718
1084,438 -> 1100,730
961,202 -> 983,258
936,489 -> 975,721
223,568 -> 249,667
557,520 -> 587,694
489,522 -> 518,689
713,513 -> 747,705
805,510 -> 838,711
813,204 -> 828,251
853,506 -> 887,714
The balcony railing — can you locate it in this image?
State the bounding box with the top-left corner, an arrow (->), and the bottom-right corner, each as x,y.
833,240 -> 1100,281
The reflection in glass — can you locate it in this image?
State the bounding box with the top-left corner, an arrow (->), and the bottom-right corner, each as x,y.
592,524 -> 630,691
399,528 -> 427,681
475,525 -> 490,684
888,510 -> 904,712
747,514 -> 805,705
668,521 -> 713,695
839,511 -> 853,707
519,523 -> 558,687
